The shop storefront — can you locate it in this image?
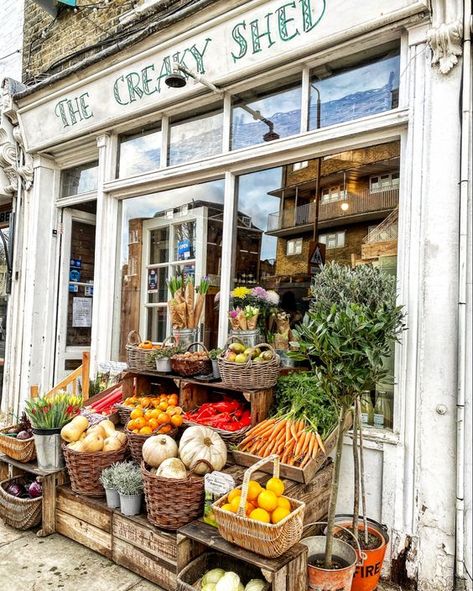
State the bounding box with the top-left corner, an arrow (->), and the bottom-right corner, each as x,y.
0,0 -> 471,588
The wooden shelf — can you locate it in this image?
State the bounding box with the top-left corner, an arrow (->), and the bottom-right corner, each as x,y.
0,453 -> 64,477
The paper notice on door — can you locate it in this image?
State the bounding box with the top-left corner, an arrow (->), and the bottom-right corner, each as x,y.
72,297 -> 92,328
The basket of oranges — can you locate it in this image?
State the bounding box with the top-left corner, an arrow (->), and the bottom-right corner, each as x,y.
212,454 -> 305,558
125,393 -> 184,463
126,331 -> 162,372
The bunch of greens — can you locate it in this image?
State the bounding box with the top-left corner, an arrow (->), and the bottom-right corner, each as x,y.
149,345 -> 183,360
167,275 -> 183,297
111,461 -> 143,496
25,392 -> 82,430
273,372 -> 338,440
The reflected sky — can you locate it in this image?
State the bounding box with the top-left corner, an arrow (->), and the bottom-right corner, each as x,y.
119,130 -> 161,178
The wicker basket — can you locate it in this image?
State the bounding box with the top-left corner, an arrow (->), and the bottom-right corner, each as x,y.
182,419 -> 250,447
171,342 -> 212,377
126,331 -> 156,372
115,404 -> 132,426
62,443 -> 128,497
213,455 -> 305,558
141,460 -> 210,531
177,551 -> 268,591
0,426 -> 36,463
0,476 -> 42,530
126,427 -> 177,463
218,342 -> 280,390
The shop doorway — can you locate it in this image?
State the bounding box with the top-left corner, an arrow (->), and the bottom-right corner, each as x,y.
56,207 -> 96,381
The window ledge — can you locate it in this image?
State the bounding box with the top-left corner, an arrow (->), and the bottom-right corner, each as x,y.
345,426 -> 400,447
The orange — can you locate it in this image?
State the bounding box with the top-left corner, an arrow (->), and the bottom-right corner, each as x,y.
158,412 -> 171,424
171,415 -> 183,428
148,418 -> 159,430
159,424 -> 172,434
149,409 -> 160,419
222,503 -> 234,512
133,417 -> 146,430
132,429 -> 139,434
249,508 -> 271,523
247,480 -> 263,502
139,426 -> 153,435
271,507 -> 291,524
227,488 -> 241,504
276,497 -> 291,511
130,407 -> 144,419
141,398 -> 153,408
265,477 -> 285,497
127,419 -> 137,430
229,496 -> 243,512
173,407 -> 183,415
167,407 -> 177,416
159,401 -> 168,411
257,490 -> 278,512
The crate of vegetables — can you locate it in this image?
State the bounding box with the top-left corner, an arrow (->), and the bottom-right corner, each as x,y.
183,397 -> 252,446
0,412 -> 36,463
0,475 -> 43,530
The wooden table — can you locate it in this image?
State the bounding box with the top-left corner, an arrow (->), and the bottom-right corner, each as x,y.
0,453 -> 66,537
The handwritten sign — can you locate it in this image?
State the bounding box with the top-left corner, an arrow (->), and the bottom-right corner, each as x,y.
72,297 -> 92,328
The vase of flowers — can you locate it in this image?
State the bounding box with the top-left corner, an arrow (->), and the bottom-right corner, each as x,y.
25,392 -> 82,470
228,286 -> 279,343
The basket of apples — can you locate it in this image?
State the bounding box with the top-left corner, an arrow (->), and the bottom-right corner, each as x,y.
218,338 -> 280,390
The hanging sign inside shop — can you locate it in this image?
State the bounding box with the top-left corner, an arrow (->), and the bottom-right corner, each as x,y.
72,297 -> 92,328
17,0 -> 426,152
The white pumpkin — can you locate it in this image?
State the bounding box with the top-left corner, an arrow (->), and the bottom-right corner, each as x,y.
142,434 -> 178,468
156,458 -> 187,479
178,426 -> 227,475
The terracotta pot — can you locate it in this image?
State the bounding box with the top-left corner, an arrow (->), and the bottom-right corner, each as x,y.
301,535 -> 358,591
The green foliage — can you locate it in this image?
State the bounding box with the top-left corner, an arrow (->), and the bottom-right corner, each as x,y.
149,345 -> 183,360
109,461 -> 143,495
208,348 -> 223,360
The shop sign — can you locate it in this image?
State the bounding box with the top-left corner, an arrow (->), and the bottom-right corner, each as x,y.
18,0 -> 426,152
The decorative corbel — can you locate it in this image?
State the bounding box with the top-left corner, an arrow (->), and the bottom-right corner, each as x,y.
427,20 -> 463,74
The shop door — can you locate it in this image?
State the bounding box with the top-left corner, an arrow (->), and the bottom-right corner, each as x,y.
141,208 -> 207,342
56,209 -> 96,381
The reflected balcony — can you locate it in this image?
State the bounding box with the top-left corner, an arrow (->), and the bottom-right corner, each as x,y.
266,188 -> 399,236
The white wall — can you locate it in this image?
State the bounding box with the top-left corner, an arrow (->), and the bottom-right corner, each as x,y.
0,1 -> 24,84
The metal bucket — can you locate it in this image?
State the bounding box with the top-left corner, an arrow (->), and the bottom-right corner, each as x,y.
230,329 -> 260,348
32,428 -> 64,470
173,328 -> 198,350
301,536 -> 358,591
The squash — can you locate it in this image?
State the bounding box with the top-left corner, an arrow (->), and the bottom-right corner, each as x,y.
87,424 -> 106,438
112,431 -> 127,445
82,432 -> 104,452
178,426 -> 227,475
156,458 -> 187,479
67,440 -> 86,452
142,434 -> 178,468
99,420 -> 116,438
61,415 -> 89,442
103,434 -> 124,452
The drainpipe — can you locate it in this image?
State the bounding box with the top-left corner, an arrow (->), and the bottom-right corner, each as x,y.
456,0 -> 472,587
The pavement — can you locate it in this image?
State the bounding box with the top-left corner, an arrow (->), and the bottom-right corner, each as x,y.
1,518 -> 404,591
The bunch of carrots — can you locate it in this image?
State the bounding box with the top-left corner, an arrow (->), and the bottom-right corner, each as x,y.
237,417 -> 326,467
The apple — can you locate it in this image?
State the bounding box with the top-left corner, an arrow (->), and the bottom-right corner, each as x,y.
235,353 -> 248,364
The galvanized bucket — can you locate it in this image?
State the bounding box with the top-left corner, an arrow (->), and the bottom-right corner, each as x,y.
173,328 -> 198,350
32,428 -> 64,470
230,329 -> 260,348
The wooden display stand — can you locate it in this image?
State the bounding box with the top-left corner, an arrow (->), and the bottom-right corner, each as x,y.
0,453 -> 66,537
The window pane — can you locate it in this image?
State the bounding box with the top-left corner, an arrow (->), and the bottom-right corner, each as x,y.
149,227 -> 169,264
147,267 -> 168,303
309,52 -> 400,130
61,162 -> 98,197
146,307 -> 167,342
168,108 -> 223,166
232,82 -> 301,150
173,221 -> 196,262
118,127 -> 161,178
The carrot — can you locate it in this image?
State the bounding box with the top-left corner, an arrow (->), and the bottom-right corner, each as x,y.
248,418 -> 276,437
315,431 -> 326,455
307,433 -> 316,459
285,420 -> 292,445
294,430 -> 306,458
290,421 -> 299,441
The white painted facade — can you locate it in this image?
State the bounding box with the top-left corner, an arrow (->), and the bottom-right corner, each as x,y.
0,1 -> 471,590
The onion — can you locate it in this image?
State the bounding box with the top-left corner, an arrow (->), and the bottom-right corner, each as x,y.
5,482 -> 24,497
17,430 -> 32,440
28,481 -> 42,498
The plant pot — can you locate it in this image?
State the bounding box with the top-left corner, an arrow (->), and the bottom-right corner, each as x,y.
119,492 -> 142,516
32,428 -> 64,470
330,516 -> 389,591
211,359 -> 220,379
156,357 -> 171,372
301,535 -> 358,591
104,488 -> 120,509
173,328 -> 198,350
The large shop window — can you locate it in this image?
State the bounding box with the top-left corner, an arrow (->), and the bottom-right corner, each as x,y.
117,179 -> 225,358
168,105 -> 223,166
309,47 -> 400,130
61,161 -> 98,197
118,126 -> 161,178
232,140 -> 400,430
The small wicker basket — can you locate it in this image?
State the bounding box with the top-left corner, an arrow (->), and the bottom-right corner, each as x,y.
125,331 -> 156,372
126,427 -> 178,463
141,459 -> 210,531
0,476 -> 42,530
171,342 -> 212,377
115,404 -> 133,426
0,427 -> 36,463
62,443 -> 128,497
213,455 -> 305,558
218,341 -> 281,390
177,551 -> 268,591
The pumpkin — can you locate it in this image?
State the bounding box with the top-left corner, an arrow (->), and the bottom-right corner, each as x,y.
156,458 -> 187,479
142,434 -> 178,468
61,415 -> 89,442
178,426 -> 227,475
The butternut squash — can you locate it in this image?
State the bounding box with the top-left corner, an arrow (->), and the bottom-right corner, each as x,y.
67,440 -> 87,452
99,420 -> 116,438
82,432 -> 104,452
103,434 -> 123,452
87,424 -> 106,438
61,415 -> 89,442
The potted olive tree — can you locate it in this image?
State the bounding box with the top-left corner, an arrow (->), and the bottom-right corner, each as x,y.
294,263 -> 404,590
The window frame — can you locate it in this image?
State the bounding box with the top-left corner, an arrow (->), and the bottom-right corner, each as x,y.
286,238 -> 303,256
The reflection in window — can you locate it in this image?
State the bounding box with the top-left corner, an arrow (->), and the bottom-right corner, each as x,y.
370,172 -> 399,193
232,81 -> 302,151
319,231 -> 346,249
118,127 -> 161,178
286,238 -> 303,256
309,52 -> 400,130
61,162 -> 98,197
168,108 -> 223,166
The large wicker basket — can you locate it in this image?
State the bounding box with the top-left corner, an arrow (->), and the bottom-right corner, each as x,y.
218,342 -> 280,390
213,455 -> 305,558
126,427 -> 177,463
126,331 -> 156,371
0,426 -> 36,463
141,460 -> 210,531
62,443 -> 128,497
177,552 -> 268,591
182,419 -> 250,447
171,342 -> 212,377
0,476 -> 42,530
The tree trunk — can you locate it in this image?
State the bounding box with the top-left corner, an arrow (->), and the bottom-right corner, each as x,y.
324,406 -> 348,567
352,398 -> 360,541
357,397 -> 369,545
